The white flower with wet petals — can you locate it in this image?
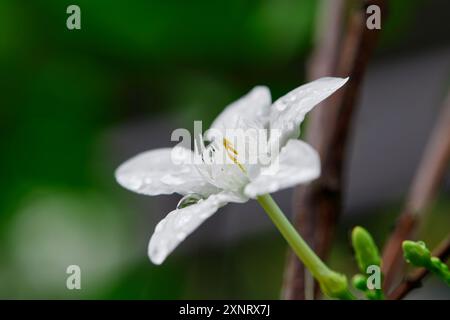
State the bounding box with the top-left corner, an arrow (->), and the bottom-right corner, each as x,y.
115,77 -> 348,264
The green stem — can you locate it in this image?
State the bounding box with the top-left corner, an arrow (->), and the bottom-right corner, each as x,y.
257,193 -> 355,300
257,194 -> 328,276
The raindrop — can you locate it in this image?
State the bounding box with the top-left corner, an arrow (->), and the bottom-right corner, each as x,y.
128,176 -> 143,190
176,193 -> 204,209
161,174 -> 184,185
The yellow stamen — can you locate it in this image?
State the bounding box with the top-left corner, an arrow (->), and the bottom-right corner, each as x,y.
223,138 -> 238,155
223,138 -> 246,173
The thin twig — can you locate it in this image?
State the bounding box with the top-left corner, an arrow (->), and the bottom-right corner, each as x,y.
282,0 -> 386,300
389,236 -> 450,300
382,89 -> 450,292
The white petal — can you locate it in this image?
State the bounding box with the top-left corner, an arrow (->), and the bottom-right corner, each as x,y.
148,192 -> 247,264
206,86 -> 271,140
269,77 -> 348,148
115,147 -> 218,196
244,139 -> 320,198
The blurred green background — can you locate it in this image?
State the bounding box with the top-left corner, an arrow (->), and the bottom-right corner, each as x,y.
0,0 -> 449,299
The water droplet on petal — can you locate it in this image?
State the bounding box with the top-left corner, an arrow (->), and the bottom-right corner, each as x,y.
161,174 -> 184,185
144,176 -> 152,184
128,176 -> 143,190
176,232 -> 187,240
174,214 -> 191,228
176,193 -> 204,209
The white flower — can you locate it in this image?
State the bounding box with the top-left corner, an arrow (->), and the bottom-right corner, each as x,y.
115,77 -> 348,264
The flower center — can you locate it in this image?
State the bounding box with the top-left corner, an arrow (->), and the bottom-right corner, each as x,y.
194,134 -> 250,193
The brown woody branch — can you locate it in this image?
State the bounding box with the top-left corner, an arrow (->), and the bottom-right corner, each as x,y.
282,0 -> 387,299
389,235 -> 450,300
382,89 -> 450,292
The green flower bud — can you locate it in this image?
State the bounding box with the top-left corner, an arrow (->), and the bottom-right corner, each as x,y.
402,240 -> 431,268
352,226 -> 381,272
429,257 -> 450,285
352,274 -> 367,291
403,240 -> 450,287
